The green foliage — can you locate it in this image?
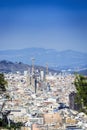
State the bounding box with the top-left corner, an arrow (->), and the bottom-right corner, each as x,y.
74,74 -> 87,113
7,122 -> 22,129
0,73 -> 7,92
0,73 -> 23,128
0,118 -> 22,129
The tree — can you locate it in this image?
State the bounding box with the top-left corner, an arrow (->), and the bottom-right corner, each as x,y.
0,101 -> 11,127
0,73 -> 7,92
74,74 -> 87,113
0,73 -> 23,129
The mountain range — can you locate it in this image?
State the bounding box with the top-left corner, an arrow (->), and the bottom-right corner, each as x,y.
0,48 -> 87,71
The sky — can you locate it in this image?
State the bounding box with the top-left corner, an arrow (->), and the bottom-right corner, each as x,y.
0,0 -> 87,52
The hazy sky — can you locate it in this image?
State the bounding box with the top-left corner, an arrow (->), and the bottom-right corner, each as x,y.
0,0 -> 87,52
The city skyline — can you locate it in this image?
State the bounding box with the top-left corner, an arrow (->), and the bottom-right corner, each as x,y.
0,0 -> 87,52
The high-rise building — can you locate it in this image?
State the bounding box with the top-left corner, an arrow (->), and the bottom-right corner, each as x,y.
69,92 -> 81,111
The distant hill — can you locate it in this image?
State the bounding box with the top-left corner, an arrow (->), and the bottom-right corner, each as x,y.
77,69 -> 87,76
0,60 -> 29,73
0,60 -> 58,74
0,60 -> 86,75
0,48 -> 87,71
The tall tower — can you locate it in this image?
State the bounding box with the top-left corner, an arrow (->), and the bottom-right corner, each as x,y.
46,63 -> 48,75
31,58 -> 35,75
34,78 -> 37,93
26,68 -> 31,87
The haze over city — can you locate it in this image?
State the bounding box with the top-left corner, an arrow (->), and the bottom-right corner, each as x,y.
0,0 -> 87,52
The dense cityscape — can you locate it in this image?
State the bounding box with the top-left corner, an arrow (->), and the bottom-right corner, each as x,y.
0,64 -> 87,130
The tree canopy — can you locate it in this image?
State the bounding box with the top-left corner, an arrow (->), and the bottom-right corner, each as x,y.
0,73 -> 7,92
74,74 -> 87,112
